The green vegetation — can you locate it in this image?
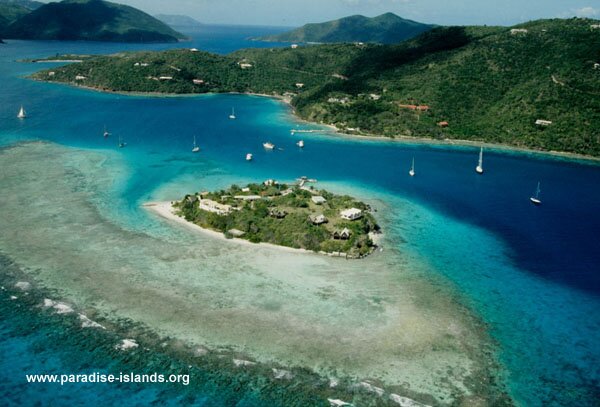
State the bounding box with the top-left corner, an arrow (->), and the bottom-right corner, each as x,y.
2,0 -> 185,43
256,12 -> 434,44
174,183 -> 380,258
0,0 -> 41,33
31,18 -> 600,156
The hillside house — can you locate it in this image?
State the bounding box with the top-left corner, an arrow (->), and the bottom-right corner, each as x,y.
311,196 -> 327,205
340,208 -> 362,221
309,214 -> 328,225
332,228 -> 352,240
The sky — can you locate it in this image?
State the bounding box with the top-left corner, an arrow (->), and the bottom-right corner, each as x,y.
41,0 -> 600,27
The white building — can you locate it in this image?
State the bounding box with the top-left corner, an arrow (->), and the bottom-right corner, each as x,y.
311,196 -> 327,205
535,119 -> 552,126
75,75 -> 86,81
295,83 -> 305,88
310,214 -> 328,225
234,195 -> 262,201
340,208 -> 363,220
510,29 -> 528,35
291,44 -> 299,49
199,199 -> 232,215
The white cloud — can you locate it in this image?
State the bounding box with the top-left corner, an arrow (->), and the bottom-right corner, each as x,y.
573,6 -> 599,17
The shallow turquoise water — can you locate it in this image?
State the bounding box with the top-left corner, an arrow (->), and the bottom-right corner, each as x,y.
1,28 -> 599,406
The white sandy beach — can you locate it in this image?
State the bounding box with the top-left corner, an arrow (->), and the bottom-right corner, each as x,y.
143,201 -> 315,256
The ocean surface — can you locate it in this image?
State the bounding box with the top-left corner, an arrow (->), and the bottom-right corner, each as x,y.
1,26 -> 599,406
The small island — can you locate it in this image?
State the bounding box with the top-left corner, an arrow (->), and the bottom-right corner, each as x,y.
171,180 -> 380,258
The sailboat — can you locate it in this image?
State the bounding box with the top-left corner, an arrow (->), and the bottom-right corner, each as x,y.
475,147 -> 484,174
296,140 -> 304,148
263,142 -> 275,150
229,108 -> 236,120
530,182 -> 542,205
246,153 -> 253,161
17,105 -> 26,119
103,125 -> 111,138
118,134 -> 126,148
192,135 -> 200,153
409,157 -> 415,177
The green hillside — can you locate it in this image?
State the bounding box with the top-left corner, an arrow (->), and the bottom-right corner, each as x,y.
31,19 -> 600,156
4,0 -> 185,42
257,12 -> 434,44
0,0 -> 41,33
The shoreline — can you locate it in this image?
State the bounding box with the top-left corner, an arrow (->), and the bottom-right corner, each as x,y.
143,201 -> 317,256
32,79 -> 600,163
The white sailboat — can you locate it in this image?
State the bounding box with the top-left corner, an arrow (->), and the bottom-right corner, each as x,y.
17,105 -> 26,119
118,134 -> 126,148
263,142 -> 275,150
229,108 -> 236,120
409,157 -> 415,177
296,140 -> 304,148
475,147 -> 484,174
192,135 -> 200,153
530,182 -> 542,205
246,153 -> 253,161
103,125 -> 111,138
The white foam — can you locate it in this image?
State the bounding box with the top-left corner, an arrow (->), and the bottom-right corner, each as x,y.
389,393 -> 431,407
53,302 -> 74,314
15,281 -> 31,291
115,339 -> 139,351
233,359 -> 256,367
43,298 -> 56,308
328,399 -> 352,407
272,368 -> 294,380
79,313 -> 105,329
41,298 -> 73,314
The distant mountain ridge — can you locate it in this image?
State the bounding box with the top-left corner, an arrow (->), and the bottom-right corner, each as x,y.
34,19 -> 600,156
0,0 -> 42,33
2,0 -> 186,43
155,14 -> 203,30
257,12 -> 434,44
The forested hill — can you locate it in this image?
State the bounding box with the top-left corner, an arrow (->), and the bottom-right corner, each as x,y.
3,0 -> 185,43
32,19 -> 600,156
256,13 -> 434,44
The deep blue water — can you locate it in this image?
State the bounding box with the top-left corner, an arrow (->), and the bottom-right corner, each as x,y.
1,27 -> 599,406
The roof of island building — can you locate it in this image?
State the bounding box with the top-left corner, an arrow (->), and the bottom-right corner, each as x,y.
309,214 -> 328,225
199,199 -> 232,216
340,208 -> 363,220
234,195 -> 262,201
311,196 -> 327,204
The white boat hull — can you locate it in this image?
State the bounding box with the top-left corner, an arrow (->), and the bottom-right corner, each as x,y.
530,197 -> 541,205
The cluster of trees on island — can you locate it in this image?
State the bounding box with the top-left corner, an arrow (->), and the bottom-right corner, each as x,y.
32,18 -> 600,156
174,183 -> 380,258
